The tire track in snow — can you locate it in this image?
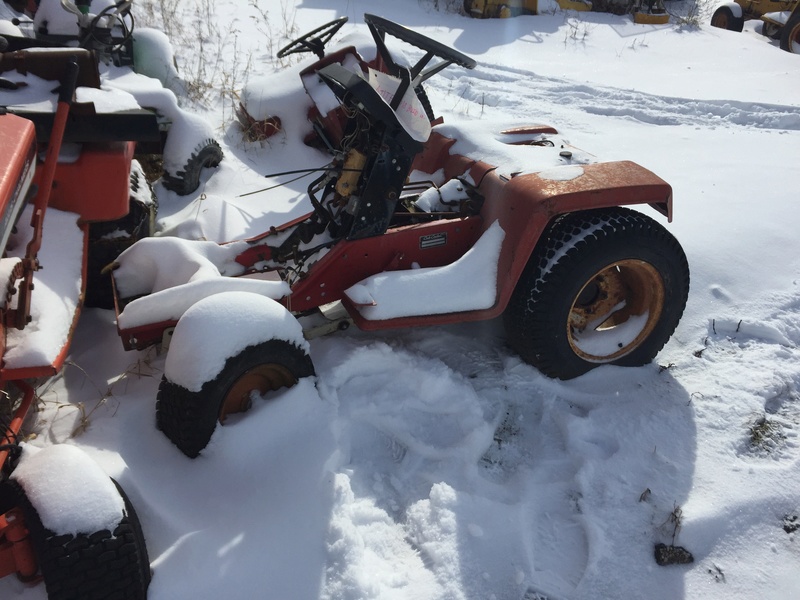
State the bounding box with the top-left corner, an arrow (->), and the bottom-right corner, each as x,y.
394,330 -> 592,598
313,330 -> 594,599
315,326 -> 697,600
396,328 -> 699,600
433,62 -> 800,131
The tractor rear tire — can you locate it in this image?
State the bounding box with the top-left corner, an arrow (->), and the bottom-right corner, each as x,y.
503,208 -> 689,380
780,12 -> 800,53
161,139 -> 223,196
710,6 -> 744,32
156,339 -> 315,458
85,160 -> 157,309
7,478 -> 150,600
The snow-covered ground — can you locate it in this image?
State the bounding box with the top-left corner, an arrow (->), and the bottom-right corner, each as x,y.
3,0 -> 800,598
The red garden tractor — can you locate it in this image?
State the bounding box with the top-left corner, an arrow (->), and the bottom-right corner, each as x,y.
110,14 -> 689,459
0,46 -> 150,598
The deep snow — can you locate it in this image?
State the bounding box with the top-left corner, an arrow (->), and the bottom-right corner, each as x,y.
2,1 -> 800,599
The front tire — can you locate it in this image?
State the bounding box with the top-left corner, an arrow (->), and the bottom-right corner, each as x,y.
7,478 -> 150,600
156,339 -> 315,458
710,6 -> 744,32
780,12 -> 800,53
504,208 -> 689,380
161,139 -> 223,196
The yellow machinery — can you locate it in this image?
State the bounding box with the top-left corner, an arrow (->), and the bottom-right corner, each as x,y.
464,0 -> 590,18
711,0 -> 800,53
463,0 -> 669,24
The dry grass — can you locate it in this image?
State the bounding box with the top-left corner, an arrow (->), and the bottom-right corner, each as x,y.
133,0 -> 260,112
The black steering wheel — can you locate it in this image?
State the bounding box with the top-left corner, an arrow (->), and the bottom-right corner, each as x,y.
277,17 -> 349,60
78,0 -> 134,51
364,13 -> 476,85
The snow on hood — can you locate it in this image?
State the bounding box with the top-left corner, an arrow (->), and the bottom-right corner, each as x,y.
241,65 -> 316,141
114,236 -> 290,329
114,237 -> 250,297
434,117 -> 594,177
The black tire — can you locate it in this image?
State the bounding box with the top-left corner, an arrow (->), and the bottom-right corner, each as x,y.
85,160 -> 157,309
156,339 -> 315,458
710,6 -> 744,32
112,480 -> 151,595
504,207 -> 689,380
780,12 -> 800,53
7,478 -> 150,600
161,139 -> 223,196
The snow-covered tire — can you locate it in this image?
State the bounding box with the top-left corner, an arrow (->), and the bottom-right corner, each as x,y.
5,478 -> 150,600
503,207 -> 689,380
780,12 -> 800,53
86,160 -> 157,308
161,139 -> 223,196
710,6 -> 744,32
156,339 -> 315,458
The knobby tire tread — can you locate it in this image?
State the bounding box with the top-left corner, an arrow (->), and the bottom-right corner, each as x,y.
161,139 -> 223,196
6,479 -> 150,600
504,207 -> 689,379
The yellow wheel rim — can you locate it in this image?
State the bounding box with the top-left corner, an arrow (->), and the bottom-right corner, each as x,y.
567,260 -> 664,363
